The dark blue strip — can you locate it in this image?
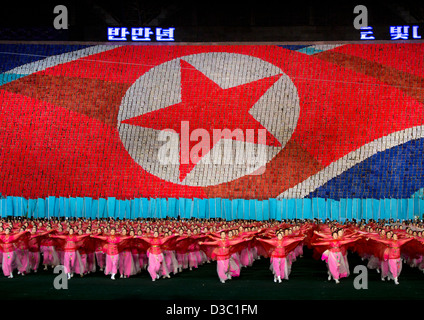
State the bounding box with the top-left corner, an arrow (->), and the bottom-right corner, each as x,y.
0,44 -> 91,73
277,45 -> 311,51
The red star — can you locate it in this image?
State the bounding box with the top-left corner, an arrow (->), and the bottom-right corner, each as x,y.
121,59 -> 282,182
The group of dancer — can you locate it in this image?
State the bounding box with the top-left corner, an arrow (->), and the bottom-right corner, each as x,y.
1,216 -> 424,284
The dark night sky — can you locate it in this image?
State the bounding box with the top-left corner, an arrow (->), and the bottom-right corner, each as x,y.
0,1 -> 422,41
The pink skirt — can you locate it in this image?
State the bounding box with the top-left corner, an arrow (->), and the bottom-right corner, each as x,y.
177,252 -> 188,269
16,249 -> 29,274
119,251 -> 136,277
41,246 -> 60,266
271,257 -> 289,279
29,252 -> 40,271
187,251 -> 202,269
63,251 -> 82,274
95,251 -> 106,269
240,248 -> 253,267
216,258 -> 239,281
74,252 -> 86,275
164,250 -> 178,274
2,251 -> 16,277
104,254 -> 119,275
229,254 -> 241,277
387,258 -> 402,279
147,252 -> 164,280
327,251 -> 349,280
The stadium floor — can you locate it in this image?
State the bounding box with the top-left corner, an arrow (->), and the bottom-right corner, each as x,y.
1,249 -> 424,301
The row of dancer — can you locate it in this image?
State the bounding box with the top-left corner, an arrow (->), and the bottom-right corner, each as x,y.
1,217 -> 424,284
0,218 -> 307,282
310,222 -> 423,285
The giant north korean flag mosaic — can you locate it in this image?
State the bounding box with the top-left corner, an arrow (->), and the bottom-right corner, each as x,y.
0,43 -> 423,204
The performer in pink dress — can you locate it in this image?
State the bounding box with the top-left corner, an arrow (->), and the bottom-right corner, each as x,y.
354,225 -> 381,273
226,230 -> 243,278
15,227 -> 30,276
134,231 -> 177,281
185,229 -> 207,271
407,232 -> 424,273
371,228 -> 391,280
135,230 -> 148,271
161,230 -> 179,277
40,225 -> 60,270
239,226 -> 261,268
199,230 -> 249,283
256,231 -> 305,283
129,230 -> 141,275
90,228 -> 133,280
174,229 -> 190,272
54,225 -> 65,265
311,230 -> 362,284
50,228 -> 89,279
74,229 -> 90,277
118,228 -> 136,278
84,227 -> 97,275
367,230 -> 413,284
93,227 -> 106,272
0,228 -> 29,278
27,226 -> 52,273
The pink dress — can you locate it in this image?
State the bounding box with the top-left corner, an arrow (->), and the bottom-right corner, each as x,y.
90,234 -> 132,276
94,240 -> 106,270
50,234 -> 89,275
0,231 -> 28,277
368,236 -> 413,280
28,231 -> 51,272
40,235 -> 60,267
118,239 -> 136,278
311,237 -> 361,281
257,236 -> 304,281
199,237 -> 248,282
15,236 -> 30,274
134,235 -> 177,280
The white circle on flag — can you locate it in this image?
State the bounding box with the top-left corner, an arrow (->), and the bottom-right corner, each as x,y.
117,52 -> 300,186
